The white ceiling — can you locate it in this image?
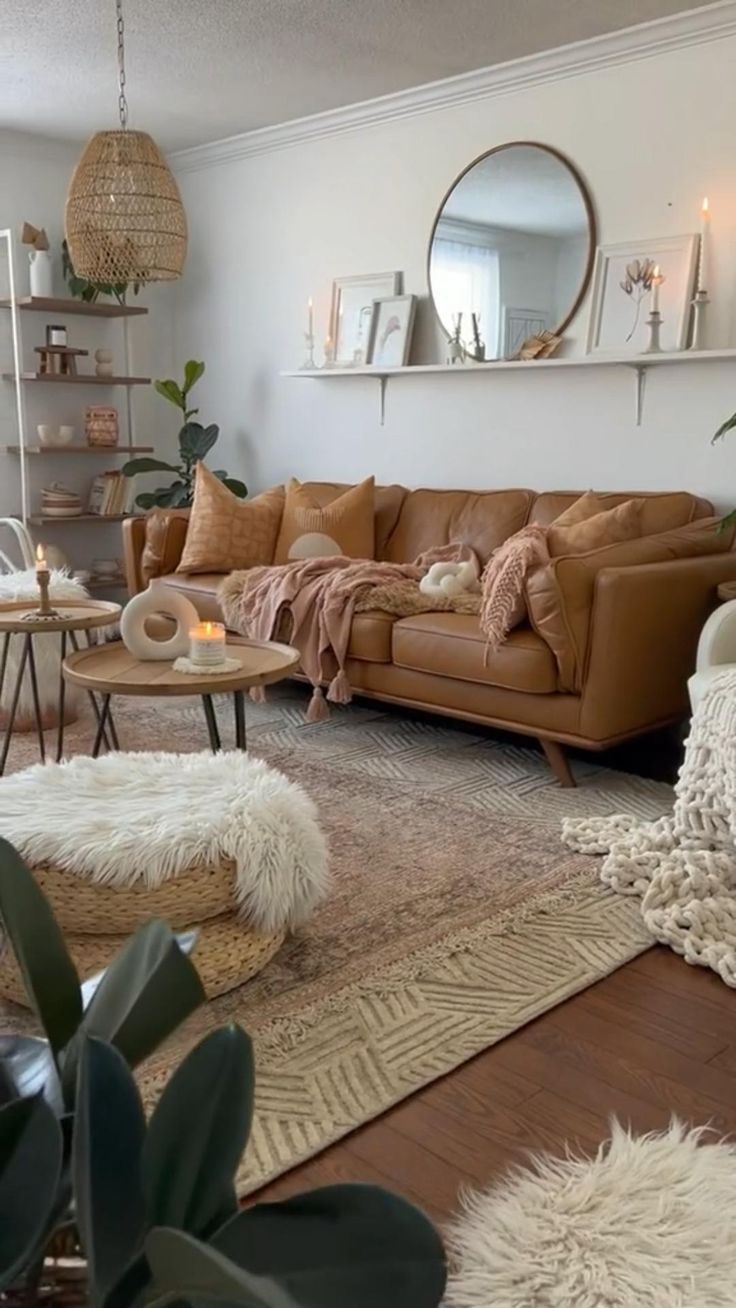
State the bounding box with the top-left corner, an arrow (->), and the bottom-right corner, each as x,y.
1,0 -> 721,152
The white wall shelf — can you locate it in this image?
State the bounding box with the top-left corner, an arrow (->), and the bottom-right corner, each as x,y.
282,348 -> 736,426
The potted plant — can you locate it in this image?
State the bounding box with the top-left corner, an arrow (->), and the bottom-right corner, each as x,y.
122,361 -> 247,511
0,839 -> 446,1307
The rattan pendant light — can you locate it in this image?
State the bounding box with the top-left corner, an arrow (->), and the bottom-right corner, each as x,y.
65,0 -> 187,283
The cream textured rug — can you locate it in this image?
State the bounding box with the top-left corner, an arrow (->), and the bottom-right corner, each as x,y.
0,685 -> 672,1193
447,1120 -> 736,1307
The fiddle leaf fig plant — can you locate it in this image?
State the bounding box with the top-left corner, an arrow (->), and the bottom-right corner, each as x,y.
122,360 -> 247,511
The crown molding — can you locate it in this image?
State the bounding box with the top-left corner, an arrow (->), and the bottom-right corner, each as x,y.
171,1 -> 736,174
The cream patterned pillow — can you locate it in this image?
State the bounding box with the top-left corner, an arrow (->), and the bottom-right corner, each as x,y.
274,477 -> 375,563
177,462 -> 284,574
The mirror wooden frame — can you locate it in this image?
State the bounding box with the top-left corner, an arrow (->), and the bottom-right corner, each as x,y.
427,141 -> 597,352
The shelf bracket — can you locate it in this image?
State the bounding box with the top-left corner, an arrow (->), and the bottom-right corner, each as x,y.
631,364 -> 646,426
377,375 -> 388,425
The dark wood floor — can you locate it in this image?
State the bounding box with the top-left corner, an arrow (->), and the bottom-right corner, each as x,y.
255,947 -> 736,1226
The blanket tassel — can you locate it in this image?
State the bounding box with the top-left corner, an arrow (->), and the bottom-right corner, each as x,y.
306,686 -> 330,723
249,685 -> 267,704
327,668 -> 351,705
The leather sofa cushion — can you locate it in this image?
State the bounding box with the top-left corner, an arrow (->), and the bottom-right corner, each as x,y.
384,488 -> 533,565
141,510 -> 190,582
392,613 -> 558,694
158,573 -> 224,623
526,516 -> 734,692
529,490 -> 711,533
348,612 -> 395,663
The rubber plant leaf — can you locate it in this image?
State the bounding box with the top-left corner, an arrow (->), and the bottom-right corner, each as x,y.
62,920 -> 205,1103
73,1038 -> 147,1307
210,1183 -> 447,1308
144,1228 -> 297,1308
142,1024 -> 254,1237
0,1094 -> 63,1291
0,838 -> 82,1062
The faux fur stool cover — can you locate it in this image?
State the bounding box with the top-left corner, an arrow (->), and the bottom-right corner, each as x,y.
0,569 -> 87,729
0,751 -> 329,1000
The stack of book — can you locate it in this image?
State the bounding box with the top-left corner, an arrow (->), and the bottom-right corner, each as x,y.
87,471 -> 138,516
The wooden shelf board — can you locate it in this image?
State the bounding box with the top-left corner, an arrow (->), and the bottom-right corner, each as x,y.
28,514 -> 135,525
87,578 -> 127,590
3,445 -> 154,456
3,373 -> 151,386
0,296 -> 147,319
281,347 -> 736,379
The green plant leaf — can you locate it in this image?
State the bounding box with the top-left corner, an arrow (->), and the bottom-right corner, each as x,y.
0,1095 -> 63,1291
712,411 -> 736,443
144,1228 -> 297,1308
0,838 -> 82,1062
74,1039 -> 147,1306
134,484 -> 188,511
63,920 -> 205,1102
179,422 -> 219,463
211,1184 -> 446,1308
154,379 -> 186,412
121,458 -> 182,478
214,475 -> 248,499
143,1024 -> 253,1237
718,509 -> 736,533
167,483 -> 193,508
0,1035 -> 63,1116
183,360 -> 205,395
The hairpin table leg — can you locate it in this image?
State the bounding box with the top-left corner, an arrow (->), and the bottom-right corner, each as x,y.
202,694 -> 222,752
56,630 -> 67,762
234,690 -> 247,750
69,629 -> 117,752
26,635 -> 45,764
0,632 -> 11,703
91,695 -> 112,758
0,634 -> 30,775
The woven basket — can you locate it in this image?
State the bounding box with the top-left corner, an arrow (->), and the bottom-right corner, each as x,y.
0,911 -> 285,1003
65,130 -> 187,282
31,860 -> 236,933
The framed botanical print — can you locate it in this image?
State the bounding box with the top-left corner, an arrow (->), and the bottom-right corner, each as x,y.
586,235 -> 699,355
367,294 -> 417,367
329,272 -> 402,366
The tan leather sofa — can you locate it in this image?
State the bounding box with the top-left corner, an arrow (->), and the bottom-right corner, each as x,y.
122,484 -> 736,785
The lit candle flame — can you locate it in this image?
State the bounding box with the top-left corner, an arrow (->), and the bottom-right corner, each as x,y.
702,196 -> 710,219
35,543 -> 47,572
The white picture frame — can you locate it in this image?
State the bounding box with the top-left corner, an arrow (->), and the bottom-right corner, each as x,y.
366,294 -> 417,367
586,234 -> 699,356
330,272 -> 402,366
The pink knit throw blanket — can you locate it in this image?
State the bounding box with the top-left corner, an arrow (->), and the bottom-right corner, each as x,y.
219,544 -> 475,720
479,524 -> 549,655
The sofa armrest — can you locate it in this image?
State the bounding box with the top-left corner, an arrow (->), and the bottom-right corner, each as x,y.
122,516 -> 147,595
579,552 -> 736,741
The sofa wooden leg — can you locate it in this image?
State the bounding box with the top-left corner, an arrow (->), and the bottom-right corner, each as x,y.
539,737 -> 576,788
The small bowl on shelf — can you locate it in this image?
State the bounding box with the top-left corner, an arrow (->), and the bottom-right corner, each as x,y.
37,424 -> 75,448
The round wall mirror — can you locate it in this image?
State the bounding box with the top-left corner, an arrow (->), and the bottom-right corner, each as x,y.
428,142 -> 596,359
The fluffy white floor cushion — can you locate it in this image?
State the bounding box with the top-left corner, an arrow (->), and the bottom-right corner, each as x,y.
447,1120 -> 736,1308
0,569 -> 87,720
0,751 -> 330,933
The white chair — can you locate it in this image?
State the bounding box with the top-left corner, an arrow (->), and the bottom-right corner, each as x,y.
0,517 -> 35,575
688,599 -> 736,710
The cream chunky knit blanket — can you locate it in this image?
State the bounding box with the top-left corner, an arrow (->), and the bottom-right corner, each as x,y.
563,667 -> 736,986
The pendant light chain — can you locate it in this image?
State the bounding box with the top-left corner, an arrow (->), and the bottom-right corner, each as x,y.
116,0 -> 128,129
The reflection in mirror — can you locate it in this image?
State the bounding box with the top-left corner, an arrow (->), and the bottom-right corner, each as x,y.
428,143 -> 595,360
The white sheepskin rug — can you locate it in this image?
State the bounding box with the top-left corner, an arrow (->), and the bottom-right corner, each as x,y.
446,1120 -> 736,1308
0,751 -> 330,933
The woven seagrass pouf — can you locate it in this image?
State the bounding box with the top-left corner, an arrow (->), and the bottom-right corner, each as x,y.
0,750 -> 330,1005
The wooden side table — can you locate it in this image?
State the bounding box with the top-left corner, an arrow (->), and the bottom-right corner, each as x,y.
62,638 -> 300,755
0,600 -> 121,774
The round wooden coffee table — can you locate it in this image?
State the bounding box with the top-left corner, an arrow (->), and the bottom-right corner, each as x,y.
62,638 -> 300,754
0,599 -> 121,774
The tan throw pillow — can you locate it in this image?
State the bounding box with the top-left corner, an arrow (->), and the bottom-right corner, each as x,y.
551,490 -> 608,529
274,477 -> 375,563
177,463 -> 284,574
548,498 -> 643,557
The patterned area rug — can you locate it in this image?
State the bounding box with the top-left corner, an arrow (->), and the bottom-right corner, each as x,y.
0,685 -> 672,1193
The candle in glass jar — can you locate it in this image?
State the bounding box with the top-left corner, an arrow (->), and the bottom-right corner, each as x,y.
189,621 -> 226,666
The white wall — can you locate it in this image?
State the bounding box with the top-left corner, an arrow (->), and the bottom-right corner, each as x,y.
0,130 -> 177,556
172,28 -> 736,510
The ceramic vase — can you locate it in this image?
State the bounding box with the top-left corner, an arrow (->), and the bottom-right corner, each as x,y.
120,579 -> 200,661
29,250 -> 53,298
